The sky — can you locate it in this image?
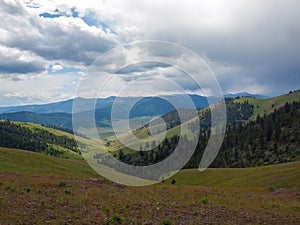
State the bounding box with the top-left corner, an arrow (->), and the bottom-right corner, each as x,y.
0,0 -> 300,106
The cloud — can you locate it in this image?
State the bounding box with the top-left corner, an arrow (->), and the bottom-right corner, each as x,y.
0,45 -> 45,74
0,72 -> 81,106
0,0 -> 119,68
50,64 -> 63,73
109,0 -> 300,96
0,0 -> 300,105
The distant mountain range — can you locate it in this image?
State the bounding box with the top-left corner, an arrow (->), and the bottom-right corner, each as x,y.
0,93 -> 265,115
224,92 -> 268,99
0,92 -> 268,130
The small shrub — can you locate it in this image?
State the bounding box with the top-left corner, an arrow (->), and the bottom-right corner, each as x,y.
161,219 -> 172,225
103,207 -> 110,214
40,200 -> 45,207
105,213 -> 124,224
37,189 -> 42,194
129,218 -> 141,225
26,187 -> 31,193
268,185 -> 278,191
171,179 -> 176,185
6,186 -> 15,192
201,197 -> 208,205
65,188 -> 71,195
58,181 -> 67,187
292,205 -> 300,212
272,203 -> 281,209
0,181 -> 3,185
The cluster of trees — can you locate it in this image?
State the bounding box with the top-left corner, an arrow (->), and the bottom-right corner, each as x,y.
0,120 -> 81,157
208,100 -> 300,168
108,99 -> 300,169
94,134 -> 195,180
155,99 -> 254,133
116,135 -> 188,166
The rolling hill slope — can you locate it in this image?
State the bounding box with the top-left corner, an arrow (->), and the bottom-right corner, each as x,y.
111,94 -> 300,170
233,89 -> 300,120
0,120 -> 100,160
0,146 -> 299,188
118,90 -> 300,147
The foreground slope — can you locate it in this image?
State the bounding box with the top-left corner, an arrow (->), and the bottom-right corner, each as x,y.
1,147 -> 299,188
0,147 -> 299,224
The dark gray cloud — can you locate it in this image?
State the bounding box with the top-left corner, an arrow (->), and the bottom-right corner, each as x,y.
0,0 -> 119,71
111,0 -> 300,96
0,46 -> 45,74
1,0 -> 300,106
115,61 -> 171,74
0,62 -> 43,74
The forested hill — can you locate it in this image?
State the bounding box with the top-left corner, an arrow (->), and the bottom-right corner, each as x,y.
0,120 -> 82,159
114,99 -> 300,169
209,100 -> 300,168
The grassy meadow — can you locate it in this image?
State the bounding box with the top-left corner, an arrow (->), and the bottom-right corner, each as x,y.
0,147 -> 299,224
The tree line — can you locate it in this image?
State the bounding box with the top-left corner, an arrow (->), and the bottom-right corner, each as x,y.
109,99 -> 300,169
0,120 -> 82,158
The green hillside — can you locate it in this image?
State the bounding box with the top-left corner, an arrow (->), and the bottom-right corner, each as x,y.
126,91 -> 300,145
113,95 -> 300,169
167,160 -> 300,188
0,120 -> 100,160
0,147 -> 98,179
0,111 -> 73,129
108,99 -> 254,152
234,90 -> 300,120
0,147 -> 299,189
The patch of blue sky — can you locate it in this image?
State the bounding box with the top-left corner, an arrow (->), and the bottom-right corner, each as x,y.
39,12 -> 61,18
48,64 -> 81,75
81,12 -> 117,34
39,7 -> 79,19
39,8 -> 116,34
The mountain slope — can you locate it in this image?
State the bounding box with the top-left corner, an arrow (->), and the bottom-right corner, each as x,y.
112,97 -> 300,170
0,120 -> 99,159
118,90 -> 300,147
0,111 -> 74,129
233,89 -> 300,120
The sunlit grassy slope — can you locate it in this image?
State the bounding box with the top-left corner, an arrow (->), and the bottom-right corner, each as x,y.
167,160 -> 300,188
233,90 -> 300,120
1,147 -> 299,189
0,147 -> 98,179
108,91 -> 300,151
1,121 -> 101,160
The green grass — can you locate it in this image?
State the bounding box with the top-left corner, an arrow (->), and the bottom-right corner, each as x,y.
0,147 -> 300,224
0,147 -> 98,179
108,91 -> 300,152
166,160 -> 300,189
108,116 -> 198,152
6,121 -> 102,160
234,90 -> 300,120
1,147 -> 299,190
